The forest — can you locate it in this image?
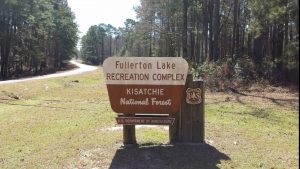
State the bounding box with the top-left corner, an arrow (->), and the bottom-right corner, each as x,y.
0,0 -> 299,85
81,0 -> 299,85
0,0 -> 78,80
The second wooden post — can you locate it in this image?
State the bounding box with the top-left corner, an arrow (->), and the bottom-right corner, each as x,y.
123,114 -> 137,145
170,74 -> 205,143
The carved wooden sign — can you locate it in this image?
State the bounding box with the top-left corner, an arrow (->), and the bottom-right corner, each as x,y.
103,57 -> 189,114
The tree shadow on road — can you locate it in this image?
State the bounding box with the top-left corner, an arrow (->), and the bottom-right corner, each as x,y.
109,143 -> 230,169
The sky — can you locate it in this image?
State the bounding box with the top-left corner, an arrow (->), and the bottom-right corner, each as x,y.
67,0 -> 140,39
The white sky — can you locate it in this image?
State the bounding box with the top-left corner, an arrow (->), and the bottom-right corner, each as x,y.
68,0 -> 140,38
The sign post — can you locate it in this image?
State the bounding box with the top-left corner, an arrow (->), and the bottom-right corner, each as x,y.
123,114 -> 136,145
169,74 -> 205,143
103,57 -> 189,144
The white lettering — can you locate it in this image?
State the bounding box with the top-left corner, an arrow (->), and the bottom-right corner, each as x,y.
126,88 -> 164,96
120,98 -> 149,105
151,98 -> 172,106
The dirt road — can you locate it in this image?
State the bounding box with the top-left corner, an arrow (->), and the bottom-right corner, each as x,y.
0,60 -> 98,85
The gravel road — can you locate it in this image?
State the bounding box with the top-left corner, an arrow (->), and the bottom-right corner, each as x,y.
0,60 -> 98,85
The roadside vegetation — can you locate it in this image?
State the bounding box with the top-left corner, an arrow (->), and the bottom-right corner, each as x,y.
0,68 -> 298,169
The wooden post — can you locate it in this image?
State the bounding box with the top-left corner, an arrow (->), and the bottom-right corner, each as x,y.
170,74 -> 205,143
123,114 -> 137,145
191,80 -> 205,142
169,109 -> 180,142
180,74 -> 193,142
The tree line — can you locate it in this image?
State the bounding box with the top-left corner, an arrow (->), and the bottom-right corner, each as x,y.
81,0 -> 299,84
0,0 -> 78,80
80,24 -> 120,64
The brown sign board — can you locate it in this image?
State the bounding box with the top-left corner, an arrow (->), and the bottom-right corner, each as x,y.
103,57 -> 189,114
116,117 -> 175,125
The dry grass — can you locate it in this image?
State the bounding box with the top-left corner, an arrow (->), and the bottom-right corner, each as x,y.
0,67 -> 298,169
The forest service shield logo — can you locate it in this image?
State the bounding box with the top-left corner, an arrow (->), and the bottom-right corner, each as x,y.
186,88 -> 202,104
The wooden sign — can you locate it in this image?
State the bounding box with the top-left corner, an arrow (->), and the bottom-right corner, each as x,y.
116,117 -> 175,125
103,57 -> 189,114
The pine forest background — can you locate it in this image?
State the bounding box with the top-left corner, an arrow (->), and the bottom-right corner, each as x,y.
1,0 -> 299,86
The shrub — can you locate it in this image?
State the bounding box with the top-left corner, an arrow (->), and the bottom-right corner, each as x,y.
191,61 -> 231,91
234,56 -> 257,82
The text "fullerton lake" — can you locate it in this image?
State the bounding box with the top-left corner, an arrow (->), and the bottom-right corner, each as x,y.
115,61 -> 176,70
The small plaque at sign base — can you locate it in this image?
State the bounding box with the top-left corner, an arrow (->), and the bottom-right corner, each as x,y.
116,117 -> 175,125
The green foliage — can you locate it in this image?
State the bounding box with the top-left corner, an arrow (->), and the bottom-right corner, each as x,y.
78,0 -> 298,85
261,56 -> 278,79
282,39 -> 299,83
190,62 -> 229,90
285,40 -> 299,61
234,56 -> 257,82
191,62 -> 222,80
191,57 -> 259,89
114,0 -> 298,85
0,0 -> 78,79
80,24 -> 118,65
248,0 -> 286,36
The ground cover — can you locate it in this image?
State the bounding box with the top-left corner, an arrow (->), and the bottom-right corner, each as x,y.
0,68 -> 298,169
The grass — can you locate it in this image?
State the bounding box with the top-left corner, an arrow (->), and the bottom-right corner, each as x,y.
0,67 -> 298,169
205,92 -> 299,169
0,68 -> 115,168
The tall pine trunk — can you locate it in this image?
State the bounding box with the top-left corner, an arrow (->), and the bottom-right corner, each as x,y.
232,0 -> 239,60
208,0 -> 214,62
182,0 -> 188,59
213,0 -> 220,62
